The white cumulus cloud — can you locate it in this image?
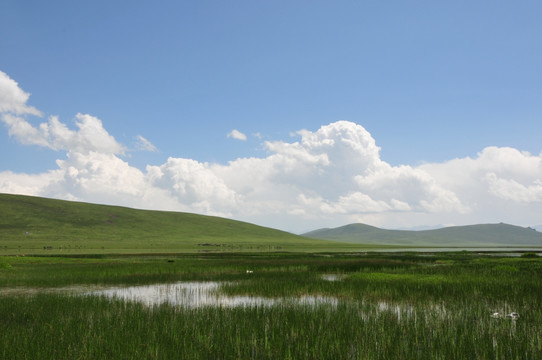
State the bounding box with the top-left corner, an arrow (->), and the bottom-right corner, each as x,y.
417,147 -> 542,229
2,112 -> 125,155
227,129 -> 247,141
146,157 -> 240,216
2,70 -> 542,233
209,121 -> 468,230
0,71 -> 42,116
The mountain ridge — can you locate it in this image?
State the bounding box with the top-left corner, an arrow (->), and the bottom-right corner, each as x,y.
303,222 -> 542,246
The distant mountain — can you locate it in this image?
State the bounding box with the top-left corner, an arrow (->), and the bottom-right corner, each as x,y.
303,223 -> 542,247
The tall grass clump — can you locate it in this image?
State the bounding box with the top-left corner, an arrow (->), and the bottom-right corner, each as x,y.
1,294 -> 540,359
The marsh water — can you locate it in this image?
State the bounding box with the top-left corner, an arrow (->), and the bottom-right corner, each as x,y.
1,275 -> 523,333
362,248 -> 542,254
81,280 -> 506,323
84,279 -> 340,308
0,279 -> 339,308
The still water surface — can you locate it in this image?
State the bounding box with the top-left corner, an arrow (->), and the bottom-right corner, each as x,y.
85,281 -> 338,308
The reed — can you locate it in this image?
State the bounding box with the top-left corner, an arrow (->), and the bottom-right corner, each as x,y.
1,252 -> 541,359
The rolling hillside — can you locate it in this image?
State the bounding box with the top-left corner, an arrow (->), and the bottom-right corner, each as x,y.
303,223 -> 542,247
0,193 -> 339,254
3,193 -> 540,254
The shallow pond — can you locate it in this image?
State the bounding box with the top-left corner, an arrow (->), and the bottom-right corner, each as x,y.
86,281 -> 338,308
1,281 -> 339,308
1,279 -> 520,322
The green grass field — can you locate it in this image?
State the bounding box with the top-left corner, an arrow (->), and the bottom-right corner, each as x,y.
1,252 -> 541,359
1,193 -> 379,254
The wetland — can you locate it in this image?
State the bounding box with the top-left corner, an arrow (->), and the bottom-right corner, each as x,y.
1,251 -> 541,359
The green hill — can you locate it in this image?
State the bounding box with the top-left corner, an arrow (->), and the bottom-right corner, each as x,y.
4,193 -> 538,254
303,223 -> 542,247
0,193 -> 342,254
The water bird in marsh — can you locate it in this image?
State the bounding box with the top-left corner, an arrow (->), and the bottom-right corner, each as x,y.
507,312 -> 519,319
321,274 -> 344,281
492,311 -> 519,319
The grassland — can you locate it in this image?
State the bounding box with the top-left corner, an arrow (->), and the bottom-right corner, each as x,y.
0,193 -> 373,254
4,193 -> 540,254
1,251 -> 541,359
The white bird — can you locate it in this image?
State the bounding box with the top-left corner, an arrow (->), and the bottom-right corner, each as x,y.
506,312 -> 519,319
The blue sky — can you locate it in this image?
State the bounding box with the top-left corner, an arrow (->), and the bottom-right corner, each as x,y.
1,1 -> 542,233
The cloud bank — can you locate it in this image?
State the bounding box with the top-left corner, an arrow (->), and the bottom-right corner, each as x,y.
2,70 -> 542,233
